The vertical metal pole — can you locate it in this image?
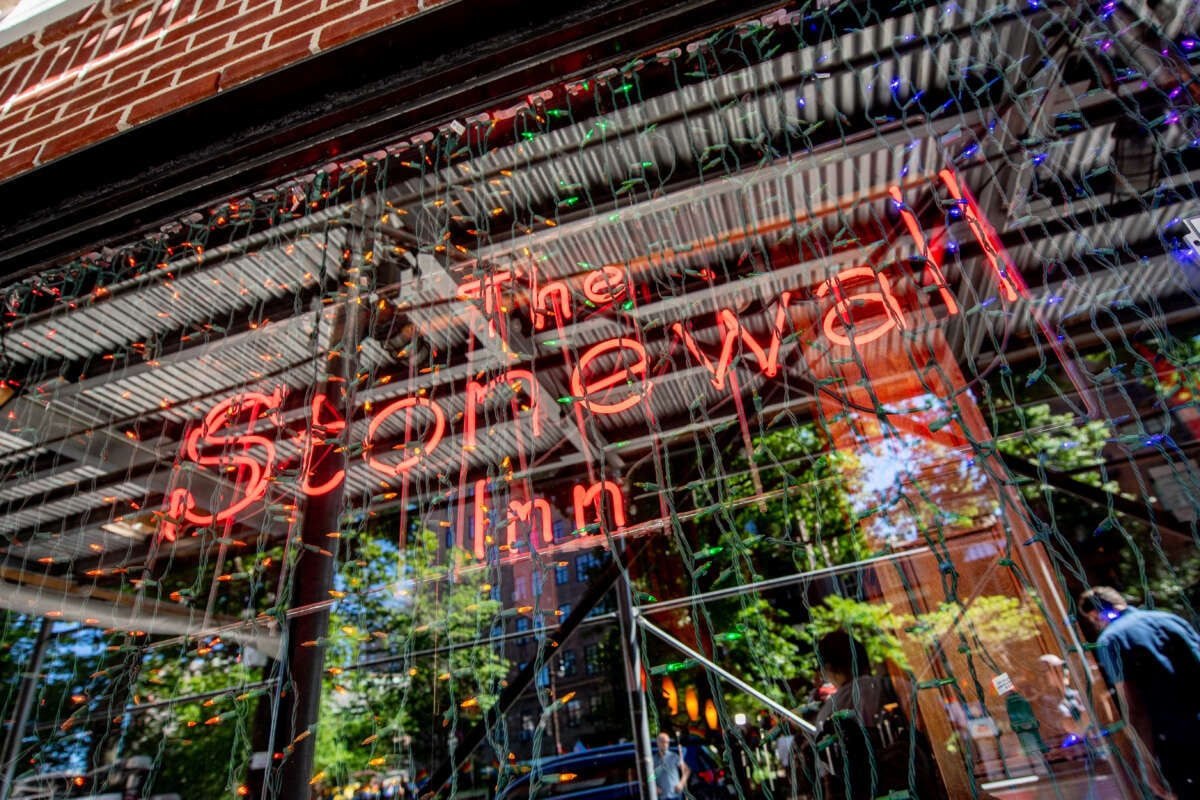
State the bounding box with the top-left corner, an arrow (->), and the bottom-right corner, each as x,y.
265,215 -> 361,800
0,617 -> 54,800
615,557 -> 657,800
273,457 -> 343,800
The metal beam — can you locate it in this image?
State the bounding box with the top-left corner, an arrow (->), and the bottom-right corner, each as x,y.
636,614 -> 818,735
0,617 -> 52,800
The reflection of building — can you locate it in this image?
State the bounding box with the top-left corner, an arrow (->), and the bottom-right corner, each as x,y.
496,539 -> 620,759
1,0 -> 1199,799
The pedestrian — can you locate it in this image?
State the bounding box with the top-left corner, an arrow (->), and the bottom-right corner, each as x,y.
652,732 -> 690,800
811,630 -> 943,800
1079,586 -> 1200,799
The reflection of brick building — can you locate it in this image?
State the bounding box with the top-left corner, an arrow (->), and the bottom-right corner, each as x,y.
498,541 -> 621,759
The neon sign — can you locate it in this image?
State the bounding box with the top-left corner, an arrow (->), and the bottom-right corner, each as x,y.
161,170 -> 1080,544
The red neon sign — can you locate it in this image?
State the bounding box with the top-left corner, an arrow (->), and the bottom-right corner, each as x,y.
365,395 -> 447,476
569,337 -> 649,415
938,169 -> 1026,303
160,389 -> 283,542
888,185 -> 958,315
573,480 -> 626,534
298,391 -> 346,497
582,265 -> 628,305
671,296 -> 792,390
463,370 -> 545,450
466,478 -> 627,559
815,266 -> 908,347
164,168 -> 1073,542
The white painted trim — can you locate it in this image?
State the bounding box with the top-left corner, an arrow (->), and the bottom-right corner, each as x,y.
0,0 -> 99,49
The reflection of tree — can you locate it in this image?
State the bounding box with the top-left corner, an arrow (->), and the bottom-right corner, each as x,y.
904,594 -> 1040,657
0,617 -> 119,777
844,394 -> 999,547
126,645 -> 257,799
806,595 -> 909,674
991,397 -> 1200,615
120,545 -> 285,798
795,593 -> 1039,680
693,424 -> 864,581
717,599 -> 809,704
994,404 -> 1113,491
313,528 -> 509,788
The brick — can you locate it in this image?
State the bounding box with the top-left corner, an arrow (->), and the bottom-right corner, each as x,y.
184,37 -> 266,76
39,35 -> 85,88
38,71 -> 153,122
181,8 -> 262,45
103,49 -> 164,87
190,0 -> 234,22
11,107 -> 92,154
41,7 -> 110,46
110,0 -> 155,14
143,33 -> 232,82
37,110 -> 125,164
67,26 -> 107,72
74,3 -> 105,27
12,49 -> 56,96
267,5 -> 350,50
126,73 -> 219,126
231,3 -> 309,45
0,34 -> 40,70
0,106 -> 36,145
34,53 -> 116,106
216,33 -> 314,88
26,75 -> 94,120
158,0 -> 250,49
267,0 -> 326,28
3,45 -> 94,116
315,0 -> 421,51
0,150 -> 37,182
158,18 -> 198,49
89,16 -> 133,65
90,72 -> 175,118
116,7 -> 157,51
0,59 -> 30,101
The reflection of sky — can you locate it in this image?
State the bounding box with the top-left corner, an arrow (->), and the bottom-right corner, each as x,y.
846,393 -> 999,544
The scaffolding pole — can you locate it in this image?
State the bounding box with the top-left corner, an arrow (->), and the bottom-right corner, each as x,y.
0,617 -> 54,800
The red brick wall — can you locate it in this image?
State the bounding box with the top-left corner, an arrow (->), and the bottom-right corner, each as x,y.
0,0 -> 451,182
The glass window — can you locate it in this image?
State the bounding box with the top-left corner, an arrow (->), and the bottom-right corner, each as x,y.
566,699 -> 582,727
585,644 -> 602,677
576,553 -> 595,583
557,648 -> 576,677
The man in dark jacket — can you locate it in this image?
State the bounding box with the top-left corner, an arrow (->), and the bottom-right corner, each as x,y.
1080,586 -> 1200,799
812,630 -> 942,800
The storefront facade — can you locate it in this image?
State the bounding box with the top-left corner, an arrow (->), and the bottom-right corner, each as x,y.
1,0 -> 1199,798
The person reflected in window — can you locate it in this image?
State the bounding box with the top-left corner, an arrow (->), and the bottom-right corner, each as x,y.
653,731 -> 690,800
812,630 -> 944,800
1079,586 -> 1200,799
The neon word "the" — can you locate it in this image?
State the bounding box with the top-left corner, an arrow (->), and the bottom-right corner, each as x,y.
455,170 -> 1032,350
